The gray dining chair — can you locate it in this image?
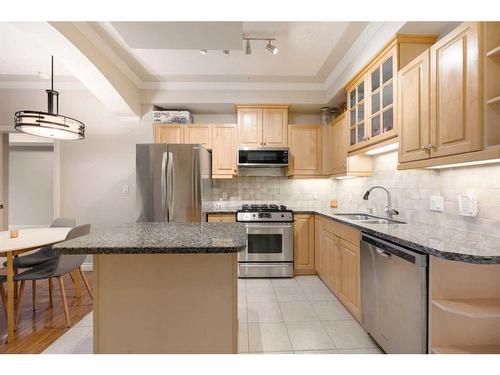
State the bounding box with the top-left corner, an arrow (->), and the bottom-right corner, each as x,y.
0,224 -> 92,328
1,218 -> 76,311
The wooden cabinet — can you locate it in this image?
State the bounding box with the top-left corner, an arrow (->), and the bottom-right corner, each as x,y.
262,109 -> 288,147
314,215 -> 361,321
236,106 -> 288,148
212,124 -> 237,178
288,124 -> 322,176
430,256 -> 500,354
154,124 -> 184,143
338,239 -> 361,319
237,107 -> 263,147
430,22 -> 482,158
345,34 -> 437,153
398,49 -> 431,163
293,214 -> 315,275
330,114 -> 373,177
398,22 -> 500,169
185,124 -> 212,149
207,213 -> 235,222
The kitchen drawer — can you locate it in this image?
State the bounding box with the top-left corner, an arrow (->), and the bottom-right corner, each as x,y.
319,216 -> 360,247
207,213 -> 236,222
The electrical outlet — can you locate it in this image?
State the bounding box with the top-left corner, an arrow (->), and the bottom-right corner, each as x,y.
221,191 -> 228,200
429,196 -> 444,212
122,185 -> 129,194
313,192 -> 319,200
458,195 -> 478,217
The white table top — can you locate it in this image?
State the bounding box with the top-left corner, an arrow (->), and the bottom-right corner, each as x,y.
0,227 -> 72,254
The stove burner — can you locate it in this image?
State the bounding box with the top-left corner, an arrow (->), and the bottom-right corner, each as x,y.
240,203 -> 287,212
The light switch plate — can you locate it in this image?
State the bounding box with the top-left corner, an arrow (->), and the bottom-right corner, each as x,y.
122,185 -> 129,194
429,196 -> 444,212
458,195 -> 478,217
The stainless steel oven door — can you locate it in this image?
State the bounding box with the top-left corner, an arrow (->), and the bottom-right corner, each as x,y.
239,223 -> 293,262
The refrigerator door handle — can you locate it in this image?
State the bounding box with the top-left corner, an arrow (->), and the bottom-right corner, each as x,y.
167,151 -> 174,221
161,151 -> 169,220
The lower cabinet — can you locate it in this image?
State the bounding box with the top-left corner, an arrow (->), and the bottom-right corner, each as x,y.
293,214 -> 315,275
314,215 -> 361,321
338,239 -> 361,320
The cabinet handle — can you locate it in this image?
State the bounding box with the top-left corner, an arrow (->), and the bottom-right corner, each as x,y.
422,144 -> 435,151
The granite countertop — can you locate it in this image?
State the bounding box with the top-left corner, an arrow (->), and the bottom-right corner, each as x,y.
204,205 -> 500,264
53,222 -> 247,255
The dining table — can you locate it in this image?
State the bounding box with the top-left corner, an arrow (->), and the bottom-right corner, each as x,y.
0,227 -> 72,343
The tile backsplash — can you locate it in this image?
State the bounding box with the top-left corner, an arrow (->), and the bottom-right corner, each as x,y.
212,151 -> 500,236
212,176 -> 336,208
335,151 -> 500,236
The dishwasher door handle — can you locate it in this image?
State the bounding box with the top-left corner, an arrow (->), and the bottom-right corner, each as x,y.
376,249 -> 392,258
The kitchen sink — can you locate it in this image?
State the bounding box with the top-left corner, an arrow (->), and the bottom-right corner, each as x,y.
335,213 -> 406,224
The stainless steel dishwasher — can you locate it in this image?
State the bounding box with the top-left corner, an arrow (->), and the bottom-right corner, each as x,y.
360,233 -> 428,354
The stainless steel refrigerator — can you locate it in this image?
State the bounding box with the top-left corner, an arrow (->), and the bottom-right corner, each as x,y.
136,144 -> 212,222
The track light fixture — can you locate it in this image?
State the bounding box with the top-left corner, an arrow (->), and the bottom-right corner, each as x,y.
265,40 -> 278,55
245,39 -> 252,55
242,37 -> 278,55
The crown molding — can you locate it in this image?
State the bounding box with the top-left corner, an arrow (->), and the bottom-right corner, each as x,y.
141,81 -> 324,91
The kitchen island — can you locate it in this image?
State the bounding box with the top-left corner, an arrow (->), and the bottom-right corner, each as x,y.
53,222 -> 246,354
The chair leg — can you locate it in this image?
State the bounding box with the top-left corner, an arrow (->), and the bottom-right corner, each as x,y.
32,280 -> 36,311
70,270 -> 81,298
15,280 -> 26,330
0,283 -> 6,316
48,278 -> 53,307
58,276 -> 71,328
78,266 -> 93,301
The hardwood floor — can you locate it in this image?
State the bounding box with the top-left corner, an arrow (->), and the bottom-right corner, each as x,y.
0,271 -> 93,354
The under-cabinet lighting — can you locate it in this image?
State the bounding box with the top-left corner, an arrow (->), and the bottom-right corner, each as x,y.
426,158 -> 500,170
365,142 -> 399,155
336,176 -> 357,180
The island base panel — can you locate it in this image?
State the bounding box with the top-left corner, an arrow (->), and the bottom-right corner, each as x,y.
93,253 -> 238,354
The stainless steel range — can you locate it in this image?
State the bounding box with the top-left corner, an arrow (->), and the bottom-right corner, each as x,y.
237,204 -> 293,278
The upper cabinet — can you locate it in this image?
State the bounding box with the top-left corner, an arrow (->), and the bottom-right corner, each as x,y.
288,124 -> 322,177
330,114 -> 373,178
430,22 -> 482,158
345,35 -> 437,153
185,124 -> 213,149
154,124 -> 184,143
398,49 -> 431,163
236,105 -> 288,148
212,124 -> 237,178
398,22 -> 500,169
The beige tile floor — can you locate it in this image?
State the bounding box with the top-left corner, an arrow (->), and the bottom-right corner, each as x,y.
42,275 -> 382,354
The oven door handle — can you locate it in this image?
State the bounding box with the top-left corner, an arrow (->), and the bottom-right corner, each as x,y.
244,223 -> 293,228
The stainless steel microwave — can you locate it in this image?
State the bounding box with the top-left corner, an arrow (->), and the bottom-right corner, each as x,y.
237,147 -> 289,168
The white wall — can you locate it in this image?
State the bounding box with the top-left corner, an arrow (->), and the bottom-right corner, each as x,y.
9,145 -> 54,228
0,89 -> 152,229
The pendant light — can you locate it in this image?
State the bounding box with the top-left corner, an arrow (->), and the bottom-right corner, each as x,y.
14,56 -> 85,140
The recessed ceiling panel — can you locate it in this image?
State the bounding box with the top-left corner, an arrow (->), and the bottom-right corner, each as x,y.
110,22 -> 244,50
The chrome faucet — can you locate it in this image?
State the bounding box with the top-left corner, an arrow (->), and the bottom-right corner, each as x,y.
363,185 -> 399,219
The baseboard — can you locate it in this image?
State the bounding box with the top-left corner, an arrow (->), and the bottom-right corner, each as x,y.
81,261 -> 93,272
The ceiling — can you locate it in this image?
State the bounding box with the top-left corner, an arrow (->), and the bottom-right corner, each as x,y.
0,23 -> 74,81
94,21 -> 362,83
0,21 -> 461,117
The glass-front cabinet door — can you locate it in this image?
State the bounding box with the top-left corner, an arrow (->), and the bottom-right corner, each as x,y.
368,48 -> 397,142
348,79 -> 367,148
